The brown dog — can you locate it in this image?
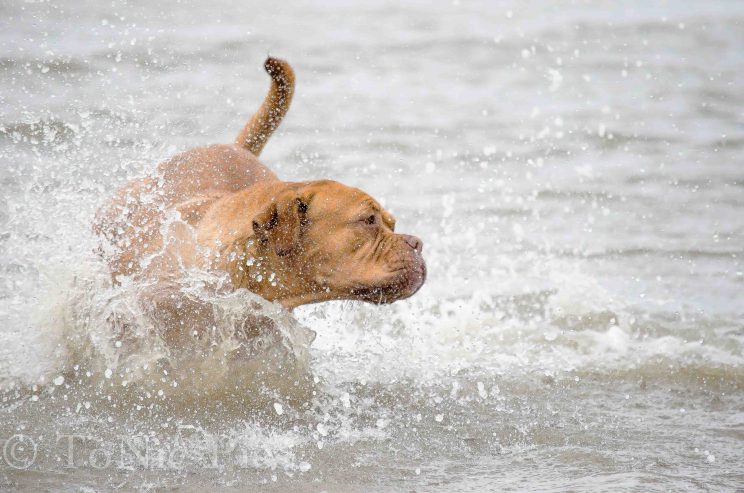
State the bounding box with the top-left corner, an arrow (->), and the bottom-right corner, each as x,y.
93,57 -> 425,342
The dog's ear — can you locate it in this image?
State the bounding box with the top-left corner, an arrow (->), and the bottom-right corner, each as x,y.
252,191 -> 306,256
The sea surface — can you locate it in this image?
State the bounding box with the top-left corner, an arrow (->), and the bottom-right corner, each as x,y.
0,0 -> 743,491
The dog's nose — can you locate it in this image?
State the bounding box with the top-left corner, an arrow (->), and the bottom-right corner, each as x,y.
401,234 -> 423,254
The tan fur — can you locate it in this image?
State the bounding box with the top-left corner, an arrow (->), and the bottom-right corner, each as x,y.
234,57 -> 295,156
94,57 -> 425,344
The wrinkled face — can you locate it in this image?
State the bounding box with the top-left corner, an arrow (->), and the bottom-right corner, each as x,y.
252,180 -> 426,306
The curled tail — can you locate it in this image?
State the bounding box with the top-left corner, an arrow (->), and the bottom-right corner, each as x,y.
235,57 -> 295,156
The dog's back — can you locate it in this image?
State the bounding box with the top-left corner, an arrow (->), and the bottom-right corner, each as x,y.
93,58 -> 295,280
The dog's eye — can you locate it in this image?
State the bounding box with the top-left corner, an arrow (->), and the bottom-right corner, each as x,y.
363,214 -> 376,225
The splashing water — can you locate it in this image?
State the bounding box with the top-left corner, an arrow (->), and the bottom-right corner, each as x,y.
1,0 -> 743,491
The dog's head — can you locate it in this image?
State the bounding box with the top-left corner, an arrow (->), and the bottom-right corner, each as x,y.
249,180 -> 426,308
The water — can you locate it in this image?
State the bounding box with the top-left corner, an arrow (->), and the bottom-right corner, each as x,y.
1,0 -> 743,491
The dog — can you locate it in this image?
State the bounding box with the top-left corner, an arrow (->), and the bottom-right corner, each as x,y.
93,57 -> 426,344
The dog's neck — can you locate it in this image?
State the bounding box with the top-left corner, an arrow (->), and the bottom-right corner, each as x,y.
195,185 -> 333,310
216,237 -> 342,309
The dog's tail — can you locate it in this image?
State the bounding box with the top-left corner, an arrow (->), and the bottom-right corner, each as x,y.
235,57 -> 295,156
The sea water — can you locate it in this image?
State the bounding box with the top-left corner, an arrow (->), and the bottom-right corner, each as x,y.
0,0 -> 742,490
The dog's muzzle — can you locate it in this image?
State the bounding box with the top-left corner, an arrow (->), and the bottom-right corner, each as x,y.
352,234 -> 426,303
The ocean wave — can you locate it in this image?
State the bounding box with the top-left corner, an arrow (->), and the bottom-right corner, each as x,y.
0,55 -> 91,75
0,117 -> 80,148
549,246 -> 744,260
0,263 -> 316,410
